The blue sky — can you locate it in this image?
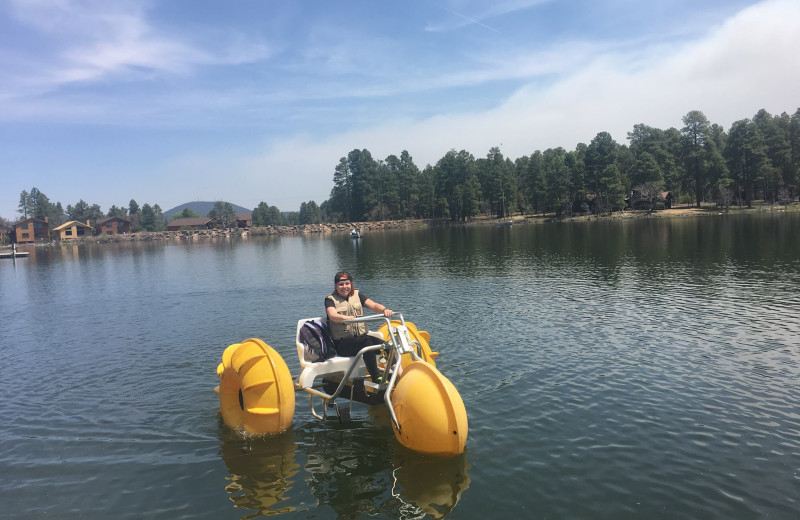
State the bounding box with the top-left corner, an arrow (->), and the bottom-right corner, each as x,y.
2,0 -> 799,219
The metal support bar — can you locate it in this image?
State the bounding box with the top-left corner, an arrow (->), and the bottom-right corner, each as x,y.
298,312 -> 424,429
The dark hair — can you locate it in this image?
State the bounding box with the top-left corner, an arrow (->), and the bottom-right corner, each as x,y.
334,271 -> 353,284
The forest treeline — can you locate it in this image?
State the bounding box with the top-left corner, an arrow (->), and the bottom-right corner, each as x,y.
311,107 -> 800,223
8,106 -> 800,230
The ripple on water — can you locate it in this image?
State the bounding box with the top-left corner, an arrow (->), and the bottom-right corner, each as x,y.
2,221 -> 800,518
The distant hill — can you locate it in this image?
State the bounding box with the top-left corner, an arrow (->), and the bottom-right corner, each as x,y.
164,201 -> 252,221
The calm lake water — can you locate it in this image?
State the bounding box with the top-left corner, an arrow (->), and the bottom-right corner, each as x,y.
2,214 -> 799,519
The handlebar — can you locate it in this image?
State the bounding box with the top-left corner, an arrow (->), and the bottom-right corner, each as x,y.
347,312 -> 405,326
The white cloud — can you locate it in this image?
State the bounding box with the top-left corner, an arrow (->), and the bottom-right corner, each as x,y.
216,0 -> 800,210
2,0 -> 798,217
2,0 -> 271,94
427,0 -> 552,32
367,0 -> 800,150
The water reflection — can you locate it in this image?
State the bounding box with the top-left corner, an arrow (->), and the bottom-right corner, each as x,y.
7,214 -> 798,518
219,429 -> 299,517
218,416 -> 471,519
391,451 -> 471,519
299,421 -> 394,519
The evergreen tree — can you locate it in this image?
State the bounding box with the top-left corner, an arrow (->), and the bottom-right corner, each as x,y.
477,147 -> 514,219
329,157 -> 352,222
173,208 -> 201,220
298,201 -> 322,224
18,190 -> 30,219
586,132 -> 620,214
67,200 -> 91,222
681,110 -> 711,207
753,109 -> 792,202
398,151 -> 420,218
567,147 -> 587,212
542,148 -> 571,216
726,119 -> 766,208
53,202 -> 66,226
152,204 -> 166,231
207,202 -> 236,229
631,152 -> 664,187
434,149 -> 480,221
586,132 -> 618,197
29,188 -> 44,219
88,204 -> 105,224
416,166 -> 436,219
107,205 -> 128,218
600,164 -> 627,212
252,202 -> 284,226
139,203 -> 155,231
514,156 -> 531,214
128,199 -> 140,229
787,108 -> 800,198
347,149 -> 379,221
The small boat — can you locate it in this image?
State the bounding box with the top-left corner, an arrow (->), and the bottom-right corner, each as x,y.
215,313 -> 468,456
495,220 -> 512,227
350,229 -> 362,239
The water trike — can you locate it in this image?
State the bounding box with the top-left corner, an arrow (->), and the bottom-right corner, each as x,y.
215,313 -> 468,456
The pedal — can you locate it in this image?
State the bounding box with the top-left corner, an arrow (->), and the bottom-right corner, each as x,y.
337,406 -> 351,423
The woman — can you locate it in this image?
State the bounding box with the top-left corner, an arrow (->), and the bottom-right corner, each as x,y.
325,271 -> 393,383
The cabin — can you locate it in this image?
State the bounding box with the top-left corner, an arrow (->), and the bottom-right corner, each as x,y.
662,191 -> 673,209
53,220 -> 94,240
14,217 -> 50,243
96,216 -> 131,235
167,217 -> 212,231
236,214 -> 252,229
629,189 -> 672,210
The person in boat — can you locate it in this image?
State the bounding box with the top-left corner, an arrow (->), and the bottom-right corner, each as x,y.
325,271 -> 393,383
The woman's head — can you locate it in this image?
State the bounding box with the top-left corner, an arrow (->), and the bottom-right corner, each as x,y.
334,271 -> 354,297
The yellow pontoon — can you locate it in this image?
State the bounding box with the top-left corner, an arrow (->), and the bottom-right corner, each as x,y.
216,313 -> 467,456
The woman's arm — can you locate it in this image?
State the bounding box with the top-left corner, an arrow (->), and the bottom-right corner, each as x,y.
364,298 -> 393,318
326,304 -> 352,323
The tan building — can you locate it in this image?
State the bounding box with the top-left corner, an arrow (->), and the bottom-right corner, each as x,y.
53,220 -> 94,240
14,217 -> 50,243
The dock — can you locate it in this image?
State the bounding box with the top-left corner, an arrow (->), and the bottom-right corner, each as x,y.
0,246 -> 30,259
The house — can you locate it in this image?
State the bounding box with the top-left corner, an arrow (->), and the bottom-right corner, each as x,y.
53,220 -> 94,240
630,189 -> 671,210
14,217 -> 50,243
236,214 -> 252,229
662,191 -> 673,209
96,216 -> 131,235
167,217 -> 212,231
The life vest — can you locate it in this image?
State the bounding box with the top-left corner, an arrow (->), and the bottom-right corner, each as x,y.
326,289 -> 367,339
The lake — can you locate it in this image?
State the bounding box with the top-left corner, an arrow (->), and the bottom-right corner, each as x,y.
1,214 -> 799,519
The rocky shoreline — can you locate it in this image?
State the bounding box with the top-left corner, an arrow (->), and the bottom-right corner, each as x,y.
35,219 -> 431,245
6,204 -> 797,248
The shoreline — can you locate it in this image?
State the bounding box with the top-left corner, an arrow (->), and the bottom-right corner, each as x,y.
4,203 -> 798,248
